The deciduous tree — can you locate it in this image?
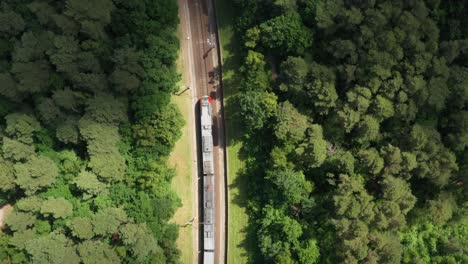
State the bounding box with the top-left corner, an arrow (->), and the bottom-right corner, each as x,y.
14,156 -> 59,195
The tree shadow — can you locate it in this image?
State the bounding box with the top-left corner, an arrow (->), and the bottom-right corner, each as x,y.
213,0 -> 264,261
228,163 -> 263,263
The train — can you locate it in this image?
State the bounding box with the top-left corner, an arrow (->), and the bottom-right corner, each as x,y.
200,95 -> 215,264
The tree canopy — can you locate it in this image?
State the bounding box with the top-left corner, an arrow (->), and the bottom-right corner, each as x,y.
229,0 -> 468,262
0,0 -> 182,263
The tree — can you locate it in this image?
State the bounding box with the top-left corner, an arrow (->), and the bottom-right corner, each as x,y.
279,56 -> 308,93
328,149 -> 356,175
25,233 -> 80,264
5,211 -> 36,232
295,124 -> 327,169
16,196 -> 43,213
88,152 -> 126,183
109,48 -> 144,94
73,170 -> 108,197
305,79 -> 338,115
354,115 -> 380,144
92,207 -> 129,236
266,168 -> 312,205
338,104 -> 361,132
11,61 -> 50,94
85,95 -> 128,124
332,174 -> 375,262
78,118 -> 126,182
65,0 -> 114,27
2,137 -> 36,162
241,50 -> 270,91
0,157 -> 15,192
67,216 -> 95,240
357,148 -> 384,175
78,240 -> 120,264
0,10 -> 25,35
373,176 -> 416,231
296,239 -> 320,264
40,197 -> 73,219
27,2 -> 57,26
52,87 -> 85,111
56,118 -> 80,144
427,192 -> 457,225
258,13 -> 312,55
132,102 -> 184,155
36,98 -> 64,126
380,144 -> 403,176
346,86 -> 372,113
0,73 -> 22,102
274,101 -> 309,146
237,90 -> 278,133
120,223 -> 164,262
14,156 -> 59,195
366,231 -> 402,264
444,111 -> 468,154
5,113 -> 41,144
371,95 -> 395,121
257,205 -> 303,260
407,124 -> 458,186
9,229 -> 36,251
12,31 -> 53,63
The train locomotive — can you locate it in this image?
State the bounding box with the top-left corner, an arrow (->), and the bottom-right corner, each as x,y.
200,96 -> 215,264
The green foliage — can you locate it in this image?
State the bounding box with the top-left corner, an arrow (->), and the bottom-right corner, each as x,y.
40,197 -> 73,219
0,0 -> 182,262
401,219 -> 467,263
257,205 -> 303,261
92,207 -> 129,236
73,170 -> 108,197
120,223 -> 164,262
0,157 -> 15,192
305,79 -> 338,115
426,192 -> 457,225
14,155 -> 59,195
5,113 -> 40,144
25,233 -> 80,264
242,50 -> 270,91
274,101 -> 309,146
0,10 -> 25,35
357,148 -> 384,175
67,216 -> 94,240
266,168 -> 312,205
78,118 -> 126,182
237,90 -> 278,133
5,210 -> 36,232
229,1 -> 468,262
132,102 -> 184,156
297,239 -> 320,264
2,137 -> 36,162
85,95 -> 128,124
354,115 -> 380,144
77,240 -> 121,264
295,124 -> 327,169
332,174 -> 375,262
56,119 -> 79,144
374,176 -> 416,231
9,229 -> 36,250
258,13 -> 312,55
16,196 -> 43,213
278,56 -> 308,92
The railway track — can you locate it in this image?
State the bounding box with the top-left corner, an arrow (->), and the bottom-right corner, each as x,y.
178,0 -> 227,263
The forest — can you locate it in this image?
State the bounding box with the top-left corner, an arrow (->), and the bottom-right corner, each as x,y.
0,0 -> 183,263
229,0 -> 467,263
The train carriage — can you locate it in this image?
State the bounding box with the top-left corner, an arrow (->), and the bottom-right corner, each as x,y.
200,96 -> 215,264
